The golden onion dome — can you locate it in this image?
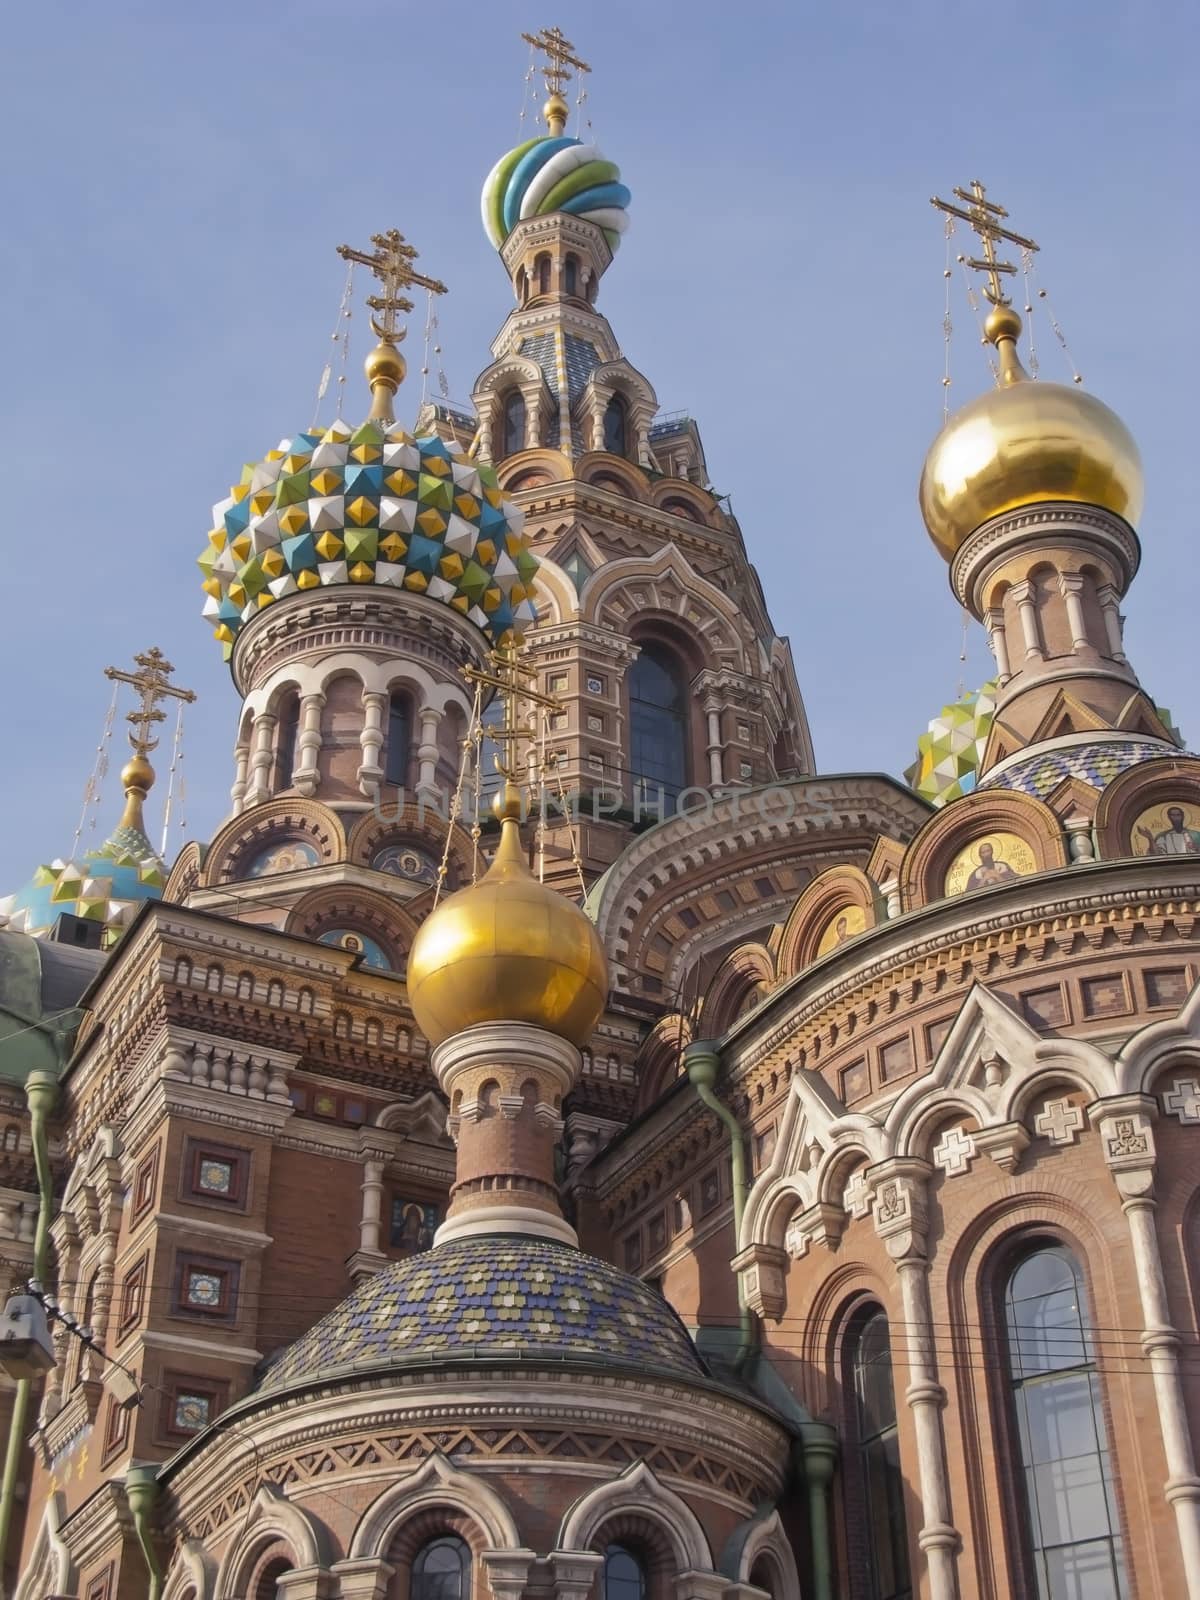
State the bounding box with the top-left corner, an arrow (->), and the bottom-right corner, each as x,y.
919,305 -> 1144,561
406,783 -> 608,1048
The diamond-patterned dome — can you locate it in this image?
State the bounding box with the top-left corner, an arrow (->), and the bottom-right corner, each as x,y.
0,824 -> 164,942
906,682 -> 998,808
257,1236 -> 704,1392
199,420 -> 540,659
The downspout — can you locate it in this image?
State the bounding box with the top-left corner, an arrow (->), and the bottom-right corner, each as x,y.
125,1466 -> 164,1600
797,1422 -> 838,1600
0,1068 -> 57,1597
684,1040 -> 756,1369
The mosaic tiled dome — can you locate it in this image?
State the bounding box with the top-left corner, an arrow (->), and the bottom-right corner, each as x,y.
481,135 -> 630,250
199,421 -> 540,659
0,824 -> 164,941
905,682 -> 998,807
257,1237 -> 704,1392
978,736 -> 1188,800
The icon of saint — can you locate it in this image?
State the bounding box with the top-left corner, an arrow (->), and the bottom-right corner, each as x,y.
964,841 -> 1019,891
1138,806 -> 1200,856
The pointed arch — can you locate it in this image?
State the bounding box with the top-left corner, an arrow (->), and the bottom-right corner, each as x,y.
348,1450 -> 521,1561
558,1460 -> 711,1573
214,1484 -> 328,1598
721,1507 -> 802,1600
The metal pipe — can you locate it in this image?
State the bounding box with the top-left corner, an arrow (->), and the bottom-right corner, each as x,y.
125,1465 -> 164,1600
0,1069 -> 57,1597
798,1422 -> 838,1600
684,1039 -> 756,1369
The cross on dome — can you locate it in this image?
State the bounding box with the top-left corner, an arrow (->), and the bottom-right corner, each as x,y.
931,180 -> 1039,308
521,24 -> 590,135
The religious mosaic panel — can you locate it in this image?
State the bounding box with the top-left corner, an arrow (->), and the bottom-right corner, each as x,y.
1133,801 -> 1200,857
247,838 -> 321,877
816,903 -> 866,955
318,928 -> 393,969
944,832 -> 1037,897
390,1198 -> 442,1257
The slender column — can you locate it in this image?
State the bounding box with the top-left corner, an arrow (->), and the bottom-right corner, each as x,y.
1058,572 -> 1090,651
293,692 -> 325,797
1098,1099 -> 1200,1597
984,607 -> 1012,683
703,697 -> 724,785
417,705 -> 444,800
229,737 -> 251,815
1096,583 -> 1128,661
872,1165 -> 960,1600
1009,580 -> 1044,661
360,1158 -> 385,1256
358,690 -> 387,798
246,711 -> 277,805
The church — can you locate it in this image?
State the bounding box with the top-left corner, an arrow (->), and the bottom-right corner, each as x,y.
1,26 -> 1198,1600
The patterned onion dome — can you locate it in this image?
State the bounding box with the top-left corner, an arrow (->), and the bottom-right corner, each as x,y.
905,682 -> 998,808
0,824 -> 164,941
978,734 -> 1187,800
481,134 -> 631,251
199,420 -> 540,659
256,1236 -> 705,1392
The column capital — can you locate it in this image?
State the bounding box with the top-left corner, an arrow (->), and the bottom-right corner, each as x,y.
1091,1093 -> 1158,1200
548,1550 -> 604,1600
481,1548 -> 539,1600
868,1159 -> 933,1260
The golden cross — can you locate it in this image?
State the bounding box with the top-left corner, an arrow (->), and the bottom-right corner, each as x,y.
104,648 -> 196,759
336,229 -> 447,345
464,643 -> 560,780
521,25 -> 590,98
931,180 -> 1039,306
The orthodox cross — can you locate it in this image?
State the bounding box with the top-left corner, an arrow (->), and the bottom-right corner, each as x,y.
930,180 -> 1039,306
521,25 -> 591,98
104,648 -> 196,758
336,229 -> 447,345
464,642 -> 561,781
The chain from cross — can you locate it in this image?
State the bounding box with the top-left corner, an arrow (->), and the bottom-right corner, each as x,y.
463,643 -> 561,781
336,230 -> 448,345
930,180 -> 1039,307
104,648 -> 196,758
521,25 -> 590,97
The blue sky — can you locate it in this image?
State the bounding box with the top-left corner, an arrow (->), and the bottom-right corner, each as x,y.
1,0 -> 1197,887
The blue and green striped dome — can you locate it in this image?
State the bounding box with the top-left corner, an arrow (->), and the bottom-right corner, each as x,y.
481,135 -> 630,251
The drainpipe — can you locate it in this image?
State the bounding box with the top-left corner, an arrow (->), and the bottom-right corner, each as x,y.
797,1421 -> 838,1600
684,1040 -> 756,1369
0,1068 -> 57,1597
125,1465 -> 164,1600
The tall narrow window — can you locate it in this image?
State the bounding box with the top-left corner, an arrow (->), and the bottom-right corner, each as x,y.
1005,1246 -> 1128,1598
847,1309 -> 911,1600
536,255 -> 551,295
412,1536 -> 470,1600
602,1546 -> 645,1600
603,393 -> 629,457
630,644 -> 687,816
274,694 -> 300,790
385,693 -> 410,786
564,254 -> 579,296
501,390 -> 526,457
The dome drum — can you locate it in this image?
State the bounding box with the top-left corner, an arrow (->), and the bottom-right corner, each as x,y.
949,499 -> 1142,613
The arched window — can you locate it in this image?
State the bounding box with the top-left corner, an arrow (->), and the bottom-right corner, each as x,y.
536,255 -> 551,296
1004,1245 -> 1129,1598
602,1546 -> 645,1600
845,1308 -> 910,1600
205,964 -> 224,994
254,1558 -> 293,1600
564,254 -> 579,296
603,393 -> 629,457
630,644 -> 688,816
412,1536 -> 470,1600
236,971 -> 254,1001
385,692 -> 411,787
274,693 -> 300,791
501,389 -> 526,458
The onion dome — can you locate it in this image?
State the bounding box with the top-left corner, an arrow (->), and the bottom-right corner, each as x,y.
256,1235 -> 704,1392
407,782 -> 608,1048
481,128 -> 630,252
905,682 -> 997,807
199,420 -> 540,660
919,305 -> 1144,561
0,756 -> 165,941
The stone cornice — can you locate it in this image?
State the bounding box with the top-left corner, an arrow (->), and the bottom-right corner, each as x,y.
951,501 -> 1141,608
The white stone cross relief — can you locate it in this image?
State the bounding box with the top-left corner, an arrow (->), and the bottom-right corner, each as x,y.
932,1124 -> 976,1177
843,1168 -> 872,1219
1163,1079 -> 1200,1124
1035,1098 -> 1085,1146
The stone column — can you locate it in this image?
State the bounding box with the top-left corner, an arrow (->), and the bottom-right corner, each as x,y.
984,607 -> 1011,684
1010,580 -> 1044,662
548,1551 -> 604,1600
230,736 -> 251,815
1097,1096 -> 1200,1597
359,691 -> 387,798
481,1548 -> 538,1600
871,1162 -> 960,1600
703,697 -> 724,786
246,711 -> 277,806
1096,584 -> 1128,662
293,692 -> 325,797
1058,572 -> 1090,651
329,1558 -> 395,1600
417,705 -> 444,800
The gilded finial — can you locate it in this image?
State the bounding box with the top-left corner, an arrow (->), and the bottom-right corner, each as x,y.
932,181 -> 1040,381
521,26 -> 590,137
103,649 -> 196,839
336,229 -> 448,421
